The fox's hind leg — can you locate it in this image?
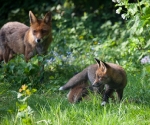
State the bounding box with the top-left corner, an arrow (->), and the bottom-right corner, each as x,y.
3,45 -> 11,63
116,89 -> 123,101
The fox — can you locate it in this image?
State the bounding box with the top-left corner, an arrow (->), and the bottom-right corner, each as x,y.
93,58 -> 127,106
0,11 -> 52,63
59,64 -> 105,103
67,81 -> 89,103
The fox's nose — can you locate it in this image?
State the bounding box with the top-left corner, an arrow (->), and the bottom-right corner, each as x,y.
92,80 -> 99,87
92,82 -> 96,86
37,39 -> 41,43
93,80 -> 97,85
92,83 -> 100,87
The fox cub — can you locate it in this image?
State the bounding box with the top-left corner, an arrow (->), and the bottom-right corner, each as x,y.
59,59 -> 127,105
0,11 -> 52,62
93,58 -> 127,106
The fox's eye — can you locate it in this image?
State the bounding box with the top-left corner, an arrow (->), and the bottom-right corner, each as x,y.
98,76 -> 101,79
33,30 -> 37,34
42,30 -> 47,34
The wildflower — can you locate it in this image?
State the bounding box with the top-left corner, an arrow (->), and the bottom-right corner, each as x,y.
121,14 -> 126,20
116,0 -> 121,3
141,56 -> 150,64
116,7 -> 122,14
112,0 -> 117,3
21,84 -> 28,91
19,89 -> 22,93
71,13 -> 75,17
19,84 -> 28,92
112,0 -> 121,3
26,89 -> 31,96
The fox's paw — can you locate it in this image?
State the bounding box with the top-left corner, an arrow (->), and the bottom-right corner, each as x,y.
59,86 -> 64,90
101,101 -> 107,106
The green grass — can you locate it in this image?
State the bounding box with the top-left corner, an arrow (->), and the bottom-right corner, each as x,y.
0,72 -> 150,125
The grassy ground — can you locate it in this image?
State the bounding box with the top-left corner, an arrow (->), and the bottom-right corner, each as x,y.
0,72 -> 150,125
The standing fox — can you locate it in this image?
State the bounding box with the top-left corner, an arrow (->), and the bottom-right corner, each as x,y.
93,58 -> 127,106
59,64 -> 105,103
59,59 -> 127,105
0,11 -> 52,62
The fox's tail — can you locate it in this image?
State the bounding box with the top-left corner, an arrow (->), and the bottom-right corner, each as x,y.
59,67 -> 88,90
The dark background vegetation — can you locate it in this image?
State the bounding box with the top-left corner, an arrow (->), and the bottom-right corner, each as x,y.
0,0 -> 137,26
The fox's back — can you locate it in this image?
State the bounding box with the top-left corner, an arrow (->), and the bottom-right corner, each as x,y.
0,22 -> 29,54
106,62 -> 127,88
1,22 -> 29,34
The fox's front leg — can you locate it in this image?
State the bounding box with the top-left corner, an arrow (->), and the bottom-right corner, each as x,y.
101,88 -> 114,106
25,46 -> 34,62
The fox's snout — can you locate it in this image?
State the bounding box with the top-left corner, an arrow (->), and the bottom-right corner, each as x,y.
33,33 -> 43,43
33,30 -> 49,43
36,38 -> 41,43
92,80 -> 100,87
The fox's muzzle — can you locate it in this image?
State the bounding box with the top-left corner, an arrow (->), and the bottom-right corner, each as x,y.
37,39 -> 41,43
92,80 -> 101,87
35,38 -> 43,43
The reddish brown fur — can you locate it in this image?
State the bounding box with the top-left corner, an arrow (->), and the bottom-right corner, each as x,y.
93,58 -> 127,106
67,82 -> 89,103
0,11 -> 52,63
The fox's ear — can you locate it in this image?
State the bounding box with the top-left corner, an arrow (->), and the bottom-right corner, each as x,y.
95,58 -> 101,67
29,11 -> 37,24
95,58 -> 107,72
44,12 -> 52,24
100,61 -> 107,72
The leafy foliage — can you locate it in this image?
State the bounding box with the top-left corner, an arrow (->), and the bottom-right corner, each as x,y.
14,84 -> 36,125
